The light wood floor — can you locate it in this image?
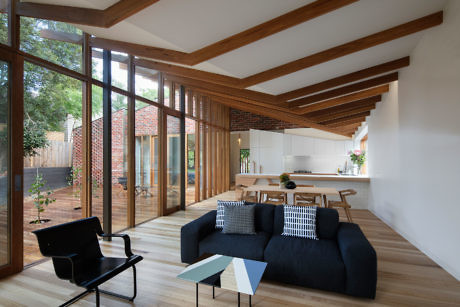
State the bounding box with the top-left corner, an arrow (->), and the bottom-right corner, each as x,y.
1,191 -> 460,306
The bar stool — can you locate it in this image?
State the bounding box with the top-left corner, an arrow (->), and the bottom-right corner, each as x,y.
327,189 -> 356,222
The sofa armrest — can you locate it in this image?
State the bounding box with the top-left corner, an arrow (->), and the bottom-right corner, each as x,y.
337,222 -> 377,299
181,210 -> 217,264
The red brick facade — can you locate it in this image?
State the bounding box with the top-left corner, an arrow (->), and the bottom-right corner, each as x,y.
73,105 -> 195,185
230,108 -> 304,131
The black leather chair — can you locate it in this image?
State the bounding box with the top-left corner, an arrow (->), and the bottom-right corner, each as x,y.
33,216 -> 143,307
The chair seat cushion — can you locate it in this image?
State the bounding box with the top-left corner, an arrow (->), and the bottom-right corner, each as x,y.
264,235 -> 345,293
199,231 -> 271,261
74,255 -> 143,289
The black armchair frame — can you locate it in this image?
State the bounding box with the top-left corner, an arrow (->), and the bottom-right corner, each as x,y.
33,217 -> 143,307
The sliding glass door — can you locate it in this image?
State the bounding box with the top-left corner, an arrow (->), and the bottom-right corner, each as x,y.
0,49 -> 23,278
166,114 -> 181,212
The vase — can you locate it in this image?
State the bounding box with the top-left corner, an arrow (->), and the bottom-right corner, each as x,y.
353,164 -> 361,176
279,182 -> 285,189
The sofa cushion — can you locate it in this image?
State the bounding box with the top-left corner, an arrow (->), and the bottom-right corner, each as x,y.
216,200 -> 245,229
246,202 -> 275,234
264,235 -> 346,293
199,231 -> 271,261
281,205 -> 318,240
273,206 -> 339,239
223,204 -> 256,235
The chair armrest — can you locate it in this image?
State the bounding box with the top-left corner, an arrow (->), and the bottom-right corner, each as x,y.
337,222 -> 377,299
99,233 -> 134,257
49,253 -> 79,283
181,210 -> 217,264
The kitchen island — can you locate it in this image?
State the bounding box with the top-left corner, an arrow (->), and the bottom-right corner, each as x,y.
235,173 -> 370,209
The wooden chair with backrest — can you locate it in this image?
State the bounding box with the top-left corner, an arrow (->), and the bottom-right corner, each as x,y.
236,184 -> 258,202
259,183 -> 287,205
293,184 -> 322,207
33,217 -> 143,307
328,189 -> 357,222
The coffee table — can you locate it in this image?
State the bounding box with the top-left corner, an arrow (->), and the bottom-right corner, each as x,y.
177,254 -> 267,307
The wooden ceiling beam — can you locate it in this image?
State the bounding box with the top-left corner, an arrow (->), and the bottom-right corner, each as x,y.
306,95 -> 381,119
277,57 -> 409,101
296,85 -> 389,114
187,0 -> 358,65
135,58 -> 242,88
321,111 -> 370,126
240,12 -> 442,87
207,95 -> 351,137
162,74 -> 280,107
289,72 -> 397,107
333,122 -> 363,132
17,0 -> 159,28
310,103 -> 377,122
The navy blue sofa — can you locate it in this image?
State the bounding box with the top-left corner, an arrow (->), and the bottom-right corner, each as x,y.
181,203 -> 377,299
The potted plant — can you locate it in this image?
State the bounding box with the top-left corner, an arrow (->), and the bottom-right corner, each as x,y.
29,172 -> 55,224
349,150 -> 366,175
279,173 -> 290,188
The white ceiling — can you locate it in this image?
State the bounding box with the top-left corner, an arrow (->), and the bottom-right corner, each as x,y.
27,0 -> 447,96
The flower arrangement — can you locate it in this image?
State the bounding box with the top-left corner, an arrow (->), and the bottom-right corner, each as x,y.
279,173 -> 290,183
349,150 -> 366,173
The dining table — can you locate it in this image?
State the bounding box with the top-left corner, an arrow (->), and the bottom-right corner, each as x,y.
242,185 -> 339,207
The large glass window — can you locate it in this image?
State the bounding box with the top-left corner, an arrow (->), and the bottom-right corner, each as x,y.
135,66 -> 158,102
0,1 -> 9,45
135,101 -> 159,224
111,92 -> 128,232
91,84 -> 104,225
0,59 -> 9,267
23,62 -> 82,265
20,17 -> 82,72
111,51 -> 128,90
185,118 -> 196,205
166,115 -> 181,210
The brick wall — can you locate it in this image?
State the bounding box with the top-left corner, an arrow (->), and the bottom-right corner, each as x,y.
73,105 -> 196,185
230,108 -> 304,131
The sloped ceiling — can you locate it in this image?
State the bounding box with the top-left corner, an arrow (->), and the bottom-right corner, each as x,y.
23,0 -> 448,135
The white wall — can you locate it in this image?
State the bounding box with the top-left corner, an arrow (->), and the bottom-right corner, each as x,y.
368,0 -> 460,280
249,129 -> 354,174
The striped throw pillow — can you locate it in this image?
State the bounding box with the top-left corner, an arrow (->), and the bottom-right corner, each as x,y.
282,205 -> 318,240
216,200 -> 245,229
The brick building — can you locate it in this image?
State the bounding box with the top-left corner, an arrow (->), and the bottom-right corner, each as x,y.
73,105 -> 195,185
230,109 -> 304,131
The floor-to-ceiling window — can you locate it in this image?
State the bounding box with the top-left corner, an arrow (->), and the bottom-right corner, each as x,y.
166,114 -> 181,211
0,59 -> 9,268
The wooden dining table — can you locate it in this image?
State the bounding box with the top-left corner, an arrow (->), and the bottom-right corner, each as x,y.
242,185 -> 339,207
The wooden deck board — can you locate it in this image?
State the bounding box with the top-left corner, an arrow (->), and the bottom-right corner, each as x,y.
1,191 -> 459,306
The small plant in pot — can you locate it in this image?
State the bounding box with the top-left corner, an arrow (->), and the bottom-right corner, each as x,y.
29,172 -> 55,224
279,173 -> 290,188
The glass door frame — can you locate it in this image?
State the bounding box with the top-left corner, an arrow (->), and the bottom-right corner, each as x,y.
0,48 -> 24,278
160,107 -> 183,215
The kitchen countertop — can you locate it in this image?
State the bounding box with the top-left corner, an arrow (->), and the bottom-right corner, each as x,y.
235,173 -> 370,182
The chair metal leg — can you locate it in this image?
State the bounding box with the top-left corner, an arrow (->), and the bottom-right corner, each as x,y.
95,287 -> 100,307
99,265 -> 138,301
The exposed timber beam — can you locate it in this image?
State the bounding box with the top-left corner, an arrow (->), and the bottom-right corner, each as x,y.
208,95 -> 351,137
277,57 -> 409,101
16,0 -> 159,28
162,74 -> 280,107
305,95 -> 381,120
321,111 -> 370,126
289,72 -> 398,107
239,12 -> 442,87
135,58 -> 241,88
187,0 -> 358,65
310,102 -> 377,122
296,85 -> 389,114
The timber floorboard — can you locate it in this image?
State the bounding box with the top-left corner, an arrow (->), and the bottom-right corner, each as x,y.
1,191 -> 460,306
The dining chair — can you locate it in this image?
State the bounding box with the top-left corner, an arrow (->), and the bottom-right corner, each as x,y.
259,185 -> 287,205
293,185 -> 322,206
327,189 -> 357,222
235,184 -> 258,202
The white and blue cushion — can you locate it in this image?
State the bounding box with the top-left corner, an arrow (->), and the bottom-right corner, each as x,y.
282,205 -> 318,240
216,200 -> 245,229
